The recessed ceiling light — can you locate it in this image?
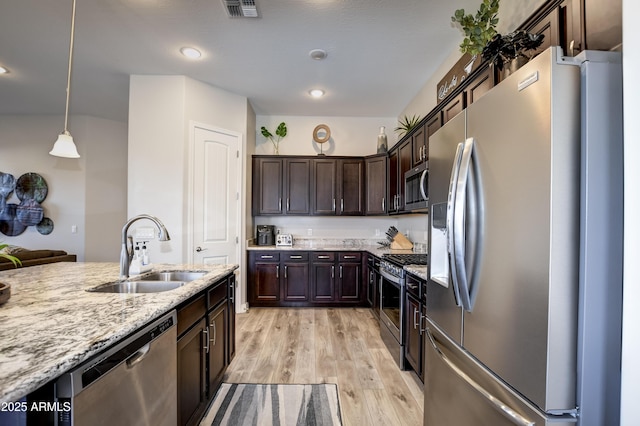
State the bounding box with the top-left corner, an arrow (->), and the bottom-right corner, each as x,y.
309,49 -> 327,60
180,47 -> 202,59
309,89 -> 325,98
0,66 -> 9,74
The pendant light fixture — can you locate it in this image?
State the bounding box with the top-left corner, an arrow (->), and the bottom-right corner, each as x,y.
49,0 -> 80,158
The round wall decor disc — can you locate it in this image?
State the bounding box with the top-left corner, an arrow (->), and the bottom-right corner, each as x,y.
313,124 -> 331,144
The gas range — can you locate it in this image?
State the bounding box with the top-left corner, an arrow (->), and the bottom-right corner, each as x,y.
380,253 -> 428,285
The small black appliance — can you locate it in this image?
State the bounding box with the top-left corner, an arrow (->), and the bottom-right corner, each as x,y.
256,225 -> 275,246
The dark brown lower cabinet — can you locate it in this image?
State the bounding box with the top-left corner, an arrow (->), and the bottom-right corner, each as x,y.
177,318 -> 207,426
249,250 -> 364,307
404,292 -> 423,380
177,275 -> 235,426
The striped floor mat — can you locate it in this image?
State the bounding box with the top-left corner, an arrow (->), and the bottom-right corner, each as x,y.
200,383 -> 343,426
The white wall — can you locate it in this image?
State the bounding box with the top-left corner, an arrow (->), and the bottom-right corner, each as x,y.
128,75 -> 251,265
0,115 -> 127,261
621,1 -> 639,424
256,116 -> 398,157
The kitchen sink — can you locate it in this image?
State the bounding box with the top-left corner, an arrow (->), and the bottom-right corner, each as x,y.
139,271 -> 207,282
87,270 -> 207,293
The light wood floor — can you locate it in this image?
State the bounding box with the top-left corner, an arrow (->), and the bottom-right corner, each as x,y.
223,307 -> 424,426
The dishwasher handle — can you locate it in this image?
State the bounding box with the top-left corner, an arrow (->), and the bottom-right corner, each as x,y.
126,343 -> 151,369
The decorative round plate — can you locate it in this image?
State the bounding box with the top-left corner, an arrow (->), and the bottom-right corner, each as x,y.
0,172 -> 16,201
17,199 -> 44,226
15,173 -> 48,203
0,204 -> 27,236
36,217 -> 54,235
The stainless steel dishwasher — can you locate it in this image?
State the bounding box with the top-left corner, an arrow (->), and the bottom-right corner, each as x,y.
55,310 -> 177,426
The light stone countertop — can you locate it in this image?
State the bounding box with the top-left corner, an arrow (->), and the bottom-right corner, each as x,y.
0,262 -> 238,403
405,265 -> 428,281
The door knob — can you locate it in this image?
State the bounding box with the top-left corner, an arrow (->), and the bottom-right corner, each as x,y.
195,246 -> 207,252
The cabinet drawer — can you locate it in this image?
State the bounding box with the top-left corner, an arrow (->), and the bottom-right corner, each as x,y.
207,281 -> 227,310
282,252 -> 308,262
312,252 -> 335,262
177,294 -> 206,337
339,252 -> 362,262
253,252 -> 280,262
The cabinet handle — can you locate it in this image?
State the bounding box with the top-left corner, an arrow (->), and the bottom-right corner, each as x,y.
284,265 -> 288,278
414,307 -> 419,330
287,198 -> 290,211
343,255 -> 357,259
276,265 -> 279,278
340,265 -> 343,279
332,198 -> 336,212
209,321 -> 217,346
341,198 -> 344,212
279,198 -> 282,211
331,265 -> 335,279
419,313 -> 426,334
407,283 -> 418,290
203,328 -> 210,354
569,40 -> 575,55
260,255 -> 274,259
318,255 -> 330,259
382,197 -> 385,212
419,146 -> 423,161
290,255 -> 302,259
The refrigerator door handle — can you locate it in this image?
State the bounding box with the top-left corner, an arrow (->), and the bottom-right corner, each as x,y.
425,328 -> 534,426
452,138 -> 474,311
447,142 -> 464,306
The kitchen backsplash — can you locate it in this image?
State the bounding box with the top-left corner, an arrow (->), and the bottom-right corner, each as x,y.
254,215 -> 429,244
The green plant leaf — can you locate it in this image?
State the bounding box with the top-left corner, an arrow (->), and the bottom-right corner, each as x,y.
260,126 -> 272,138
275,122 -> 287,138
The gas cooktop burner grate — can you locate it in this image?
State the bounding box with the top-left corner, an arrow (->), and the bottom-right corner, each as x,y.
382,253 -> 428,266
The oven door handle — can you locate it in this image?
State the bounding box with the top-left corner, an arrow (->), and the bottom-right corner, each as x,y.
379,268 -> 403,286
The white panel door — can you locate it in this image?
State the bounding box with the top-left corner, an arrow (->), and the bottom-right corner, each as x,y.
192,125 -> 240,265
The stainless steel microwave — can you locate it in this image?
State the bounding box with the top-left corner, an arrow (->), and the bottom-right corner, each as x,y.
404,162 -> 428,212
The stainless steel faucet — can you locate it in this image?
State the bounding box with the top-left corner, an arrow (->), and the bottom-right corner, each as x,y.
119,214 -> 171,278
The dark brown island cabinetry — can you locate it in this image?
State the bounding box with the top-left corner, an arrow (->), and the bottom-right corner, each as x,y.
252,157 -> 310,215
176,274 -> 235,426
248,250 -> 365,307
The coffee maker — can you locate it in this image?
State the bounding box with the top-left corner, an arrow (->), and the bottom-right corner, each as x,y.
256,225 -> 276,246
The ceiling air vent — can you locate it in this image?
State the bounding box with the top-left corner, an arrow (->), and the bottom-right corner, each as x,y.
222,0 -> 259,18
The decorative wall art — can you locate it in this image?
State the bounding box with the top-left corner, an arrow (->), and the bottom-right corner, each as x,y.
0,172 -> 54,236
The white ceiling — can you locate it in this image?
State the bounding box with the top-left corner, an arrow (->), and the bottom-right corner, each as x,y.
0,0 -> 480,123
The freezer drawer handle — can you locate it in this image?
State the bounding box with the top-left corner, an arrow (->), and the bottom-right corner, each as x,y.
425,328 -> 534,426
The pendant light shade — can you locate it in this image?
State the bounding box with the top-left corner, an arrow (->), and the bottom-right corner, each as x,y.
50,0 -> 80,158
50,132 -> 80,158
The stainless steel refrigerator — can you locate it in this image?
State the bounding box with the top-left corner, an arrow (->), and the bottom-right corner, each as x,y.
425,47 -> 622,425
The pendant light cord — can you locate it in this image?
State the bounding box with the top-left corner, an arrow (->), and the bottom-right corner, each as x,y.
63,0 -> 76,134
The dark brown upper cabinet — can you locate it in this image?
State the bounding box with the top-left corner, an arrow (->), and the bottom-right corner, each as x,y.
252,157 -> 310,216
365,155 -> 388,215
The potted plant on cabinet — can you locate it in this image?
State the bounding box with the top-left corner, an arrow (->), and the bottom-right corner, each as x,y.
451,0 -> 500,57
481,30 -> 545,74
395,114 -> 422,138
260,122 -> 287,155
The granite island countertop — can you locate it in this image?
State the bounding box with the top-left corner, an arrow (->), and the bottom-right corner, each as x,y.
0,262 -> 238,403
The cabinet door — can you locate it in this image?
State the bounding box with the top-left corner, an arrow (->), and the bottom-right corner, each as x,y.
584,0 -> 621,51
397,140 -> 413,212
424,114 -> 442,163
442,92 -> 465,125
560,0 -> 583,56
284,159 -> 310,215
388,149 -> 399,213
338,159 -> 364,215
311,159 -> 337,215
207,304 -> 227,398
283,262 -> 309,301
227,275 -> 236,364
311,262 -> 335,302
251,262 -> 280,303
365,155 -> 388,215
404,293 -> 423,378
252,158 -> 283,215
177,318 -> 207,426
466,66 -> 494,106
337,261 -> 361,301
412,125 -> 427,166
